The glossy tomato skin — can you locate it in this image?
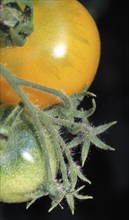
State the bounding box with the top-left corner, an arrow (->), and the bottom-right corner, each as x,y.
0,0 -> 100,107
0,105 -> 58,203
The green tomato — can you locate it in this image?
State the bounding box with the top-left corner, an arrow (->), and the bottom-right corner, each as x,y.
0,105 -> 58,203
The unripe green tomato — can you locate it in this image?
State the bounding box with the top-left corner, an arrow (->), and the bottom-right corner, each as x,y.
0,105 -> 58,203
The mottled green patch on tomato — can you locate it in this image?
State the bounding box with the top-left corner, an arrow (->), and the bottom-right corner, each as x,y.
0,105 -> 58,203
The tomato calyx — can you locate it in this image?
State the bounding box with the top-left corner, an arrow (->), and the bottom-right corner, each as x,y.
0,0 -> 33,47
0,65 -> 117,214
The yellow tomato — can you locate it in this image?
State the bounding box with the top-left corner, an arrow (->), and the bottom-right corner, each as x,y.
0,0 -> 100,107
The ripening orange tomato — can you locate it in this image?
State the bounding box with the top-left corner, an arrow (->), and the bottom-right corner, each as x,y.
0,0 -> 100,107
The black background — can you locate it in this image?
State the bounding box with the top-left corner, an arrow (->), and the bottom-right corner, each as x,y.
0,0 -> 128,219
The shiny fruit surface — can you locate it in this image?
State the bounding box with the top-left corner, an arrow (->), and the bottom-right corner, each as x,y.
0,0 -> 100,107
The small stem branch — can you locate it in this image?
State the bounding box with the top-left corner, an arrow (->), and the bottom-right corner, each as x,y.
37,109 -> 70,190
4,103 -> 24,126
0,64 -> 72,110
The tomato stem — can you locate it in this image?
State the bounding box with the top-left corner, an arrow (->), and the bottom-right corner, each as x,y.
0,64 -> 116,214
0,64 -> 72,111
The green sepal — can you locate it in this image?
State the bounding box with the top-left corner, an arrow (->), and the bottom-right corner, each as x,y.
0,0 -> 33,47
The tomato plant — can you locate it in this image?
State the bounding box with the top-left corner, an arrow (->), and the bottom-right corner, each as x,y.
0,0 -> 100,107
0,0 -> 116,215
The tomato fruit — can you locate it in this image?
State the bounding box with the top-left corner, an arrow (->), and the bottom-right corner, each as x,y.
0,105 -> 58,203
0,0 -> 100,107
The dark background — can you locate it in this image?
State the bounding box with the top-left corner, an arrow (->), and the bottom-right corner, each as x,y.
0,0 -> 128,219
